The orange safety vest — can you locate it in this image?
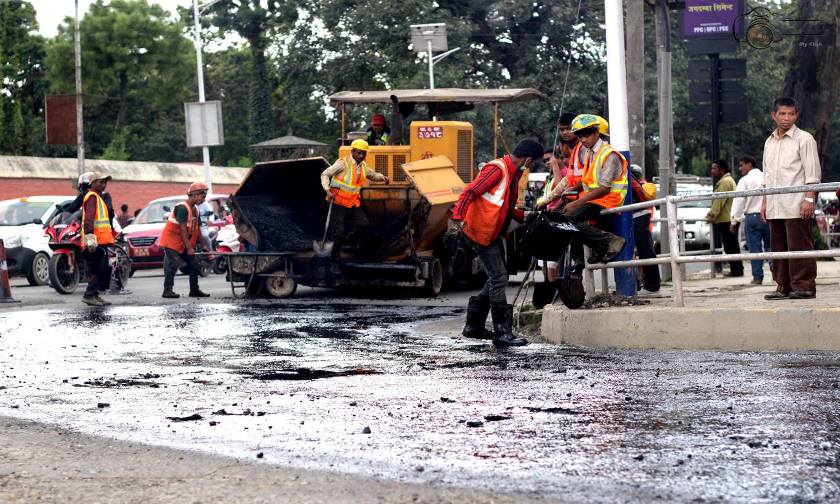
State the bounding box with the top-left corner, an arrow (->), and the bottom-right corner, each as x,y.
565,142 -> 585,201
159,202 -> 199,253
581,142 -> 628,209
81,191 -> 115,246
463,159 -> 510,246
327,156 -> 367,208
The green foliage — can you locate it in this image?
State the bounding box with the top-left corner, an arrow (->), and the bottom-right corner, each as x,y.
101,130 -> 130,161
46,0 -> 195,160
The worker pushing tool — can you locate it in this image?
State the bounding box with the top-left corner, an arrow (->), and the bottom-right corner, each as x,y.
160,182 -> 213,299
448,139 -> 543,347
319,139 -> 389,248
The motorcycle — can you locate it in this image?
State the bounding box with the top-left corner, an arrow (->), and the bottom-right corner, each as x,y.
520,211 -> 587,310
211,223 -> 241,274
45,211 -> 131,294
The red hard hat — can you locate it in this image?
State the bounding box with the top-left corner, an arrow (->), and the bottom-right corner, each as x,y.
371,114 -> 386,126
188,181 -> 209,194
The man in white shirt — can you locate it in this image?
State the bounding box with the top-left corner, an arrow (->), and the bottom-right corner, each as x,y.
761,97 -> 821,300
731,156 -> 771,284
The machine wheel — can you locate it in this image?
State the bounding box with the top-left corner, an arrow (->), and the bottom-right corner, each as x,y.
422,258 -> 443,297
48,253 -> 80,294
212,256 -> 228,275
27,252 -> 50,286
557,278 -> 585,309
264,275 -> 297,298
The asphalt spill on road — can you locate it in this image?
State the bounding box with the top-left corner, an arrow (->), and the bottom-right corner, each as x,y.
1,303 -> 840,501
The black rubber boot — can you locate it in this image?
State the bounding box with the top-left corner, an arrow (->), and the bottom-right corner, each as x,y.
462,296 -> 494,339
491,303 -> 528,347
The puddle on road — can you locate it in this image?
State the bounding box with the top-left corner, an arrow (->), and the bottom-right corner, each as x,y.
1,303 -> 840,502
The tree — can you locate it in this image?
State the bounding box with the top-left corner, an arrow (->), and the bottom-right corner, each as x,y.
782,0 -> 840,164
199,0 -> 298,144
0,0 -> 48,155
46,0 -> 195,160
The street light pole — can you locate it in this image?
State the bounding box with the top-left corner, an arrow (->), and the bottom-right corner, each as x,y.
192,0 -> 212,191
427,39 -> 434,89
74,0 -> 85,176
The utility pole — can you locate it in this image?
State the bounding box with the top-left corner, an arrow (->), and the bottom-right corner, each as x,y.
604,0 -> 636,298
655,0 -> 675,281
626,0 -> 645,172
193,0 -> 213,191
74,0 -> 85,176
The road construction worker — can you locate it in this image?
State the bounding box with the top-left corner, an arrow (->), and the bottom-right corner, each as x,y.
366,113 -> 390,146
80,172 -> 115,306
160,182 -> 213,299
560,114 -> 627,264
448,139 -> 543,348
320,139 -> 389,244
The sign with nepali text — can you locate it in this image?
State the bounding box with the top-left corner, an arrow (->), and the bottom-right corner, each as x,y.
417,126 -> 443,139
683,0 -> 742,38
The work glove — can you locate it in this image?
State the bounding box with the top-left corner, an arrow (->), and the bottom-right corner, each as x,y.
443,219 -> 464,250
84,234 -> 97,252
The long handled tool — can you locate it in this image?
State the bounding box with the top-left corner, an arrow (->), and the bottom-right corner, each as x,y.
313,197 -> 335,257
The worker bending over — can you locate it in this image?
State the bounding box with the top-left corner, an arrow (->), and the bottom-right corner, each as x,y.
449,139 -> 543,347
320,139 -> 389,244
160,182 -> 212,299
562,114 -> 627,264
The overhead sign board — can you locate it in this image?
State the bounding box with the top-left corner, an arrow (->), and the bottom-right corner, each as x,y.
682,0 -> 745,54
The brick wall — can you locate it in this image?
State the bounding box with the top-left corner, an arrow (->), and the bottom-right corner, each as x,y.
0,178 -> 240,213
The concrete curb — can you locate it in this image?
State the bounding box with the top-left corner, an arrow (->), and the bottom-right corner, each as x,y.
540,304 -> 840,350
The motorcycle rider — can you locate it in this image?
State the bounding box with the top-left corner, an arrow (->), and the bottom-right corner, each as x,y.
561,114 -> 627,264
80,172 -> 115,306
160,182 -> 213,299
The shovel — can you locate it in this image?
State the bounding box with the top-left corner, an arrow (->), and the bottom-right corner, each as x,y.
313,197 -> 335,257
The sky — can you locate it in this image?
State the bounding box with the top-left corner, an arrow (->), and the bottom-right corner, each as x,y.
29,0 -> 191,37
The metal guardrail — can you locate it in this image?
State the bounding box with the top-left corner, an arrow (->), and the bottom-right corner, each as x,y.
587,182 -> 840,307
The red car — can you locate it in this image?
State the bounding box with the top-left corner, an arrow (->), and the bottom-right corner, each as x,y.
122,194 -> 231,274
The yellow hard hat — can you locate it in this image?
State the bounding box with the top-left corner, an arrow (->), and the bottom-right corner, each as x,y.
350,139 -> 369,152
594,115 -> 609,135
570,114 -> 603,133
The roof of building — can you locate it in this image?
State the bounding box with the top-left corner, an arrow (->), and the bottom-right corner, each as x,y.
328,88 -> 545,107
0,156 -> 248,185
249,135 -> 328,149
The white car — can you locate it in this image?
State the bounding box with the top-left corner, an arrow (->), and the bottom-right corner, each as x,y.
0,196 -> 74,285
652,184 -> 714,250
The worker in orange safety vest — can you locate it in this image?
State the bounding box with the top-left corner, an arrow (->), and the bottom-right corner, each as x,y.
160,182 -> 213,299
319,139 -> 389,245
80,172 -> 116,306
448,139 -> 543,348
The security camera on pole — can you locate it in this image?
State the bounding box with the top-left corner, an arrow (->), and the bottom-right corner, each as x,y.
185,0 -> 226,192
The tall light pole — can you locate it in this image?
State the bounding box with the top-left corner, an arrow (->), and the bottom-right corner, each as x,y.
192,0 -> 223,191
604,0 -> 636,298
74,0 -> 85,176
409,23 -> 460,90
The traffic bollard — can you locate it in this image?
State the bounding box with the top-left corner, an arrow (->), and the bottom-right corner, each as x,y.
0,239 -> 21,303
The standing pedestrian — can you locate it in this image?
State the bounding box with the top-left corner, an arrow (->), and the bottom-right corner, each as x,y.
117,204 -> 132,228
731,156 -> 771,285
80,172 -> 115,306
630,165 -> 660,292
160,182 -> 213,299
706,160 -> 744,277
762,97 -> 821,300
449,139 -> 543,347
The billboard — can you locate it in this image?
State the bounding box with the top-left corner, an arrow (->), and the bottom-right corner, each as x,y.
682,0 -> 745,54
184,101 -> 224,148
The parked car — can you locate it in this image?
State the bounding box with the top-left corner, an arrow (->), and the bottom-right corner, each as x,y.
122,194 -> 231,274
0,195 -> 74,285
652,184 -> 714,251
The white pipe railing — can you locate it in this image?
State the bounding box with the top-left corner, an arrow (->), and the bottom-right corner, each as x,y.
586,182 -> 840,307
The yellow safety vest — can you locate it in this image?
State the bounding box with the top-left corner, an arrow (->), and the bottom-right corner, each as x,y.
81,191 -> 115,245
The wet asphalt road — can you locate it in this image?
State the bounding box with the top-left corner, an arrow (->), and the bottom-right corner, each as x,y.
2,283 -> 840,501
